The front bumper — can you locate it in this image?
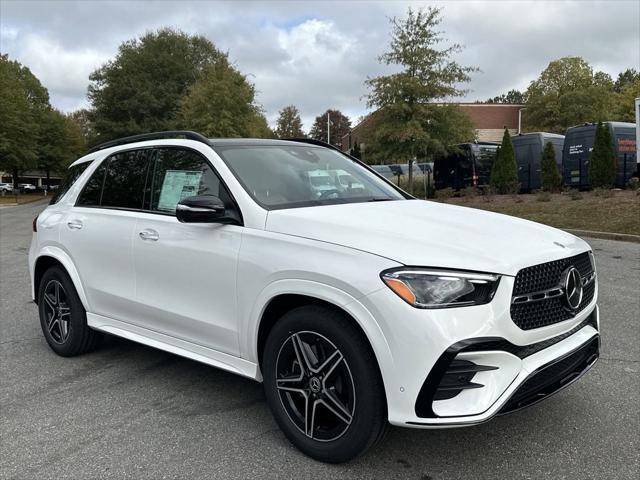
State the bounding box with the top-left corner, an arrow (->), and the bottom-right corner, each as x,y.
360,276 -> 599,428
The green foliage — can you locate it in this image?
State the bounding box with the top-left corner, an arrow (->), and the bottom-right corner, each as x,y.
540,141 -> 561,192
275,105 -> 305,138
88,28 -> 228,142
525,57 -> 613,133
610,77 -> 640,123
364,7 -> 477,162
308,109 -> 351,148
485,89 -> 526,104
490,128 -> 519,193
177,60 -> 271,138
613,69 -> 640,93
588,122 -> 616,188
0,54 -> 50,187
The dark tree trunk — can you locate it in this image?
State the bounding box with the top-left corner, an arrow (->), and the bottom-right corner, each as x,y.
12,167 -> 19,190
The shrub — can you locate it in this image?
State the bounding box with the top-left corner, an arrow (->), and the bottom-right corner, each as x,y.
436,187 -> 456,200
627,177 -> 639,191
588,122 -> 616,188
490,128 -> 518,194
536,191 -> 551,202
460,186 -> 478,198
593,187 -> 614,198
569,189 -> 583,201
540,141 -> 561,192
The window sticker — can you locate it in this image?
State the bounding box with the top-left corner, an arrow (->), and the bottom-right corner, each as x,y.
157,170 -> 202,211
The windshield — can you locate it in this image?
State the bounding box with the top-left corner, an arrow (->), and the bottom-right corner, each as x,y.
215,145 -> 404,209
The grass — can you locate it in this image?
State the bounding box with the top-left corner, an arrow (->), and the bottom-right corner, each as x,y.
442,190 -> 640,236
0,192 -> 49,205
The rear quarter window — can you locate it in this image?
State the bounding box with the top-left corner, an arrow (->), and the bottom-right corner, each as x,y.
50,161 -> 93,205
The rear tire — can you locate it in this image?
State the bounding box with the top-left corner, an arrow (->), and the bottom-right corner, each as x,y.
37,266 -> 103,357
263,305 -> 387,463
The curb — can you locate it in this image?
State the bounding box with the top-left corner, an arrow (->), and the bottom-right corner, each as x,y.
564,228 -> 640,243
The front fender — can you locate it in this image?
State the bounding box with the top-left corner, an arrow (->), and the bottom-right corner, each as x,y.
32,246 -> 90,310
244,279 -> 394,393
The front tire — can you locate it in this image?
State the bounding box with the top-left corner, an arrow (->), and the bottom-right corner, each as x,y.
263,305 -> 387,463
37,266 -> 103,356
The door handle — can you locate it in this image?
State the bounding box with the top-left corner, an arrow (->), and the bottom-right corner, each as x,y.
67,220 -> 83,230
138,229 -> 159,241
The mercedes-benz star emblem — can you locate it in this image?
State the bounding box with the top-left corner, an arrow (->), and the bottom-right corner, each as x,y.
562,267 -> 583,310
309,377 -> 322,393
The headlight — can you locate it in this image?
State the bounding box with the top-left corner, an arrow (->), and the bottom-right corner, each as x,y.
381,268 -> 501,309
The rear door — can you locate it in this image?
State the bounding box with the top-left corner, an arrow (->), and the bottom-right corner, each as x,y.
131,147 -> 243,356
61,149 -> 150,322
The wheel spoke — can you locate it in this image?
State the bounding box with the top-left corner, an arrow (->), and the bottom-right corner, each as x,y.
44,293 -> 57,312
59,306 -> 71,318
305,396 -> 317,438
317,350 -> 342,377
54,282 -> 61,305
48,317 -> 59,335
291,334 -> 313,374
319,390 -> 353,425
60,319 -> 69,340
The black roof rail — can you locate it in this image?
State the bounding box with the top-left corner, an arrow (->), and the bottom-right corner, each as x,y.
87,130 -> 211,154
283,137 -> 413,199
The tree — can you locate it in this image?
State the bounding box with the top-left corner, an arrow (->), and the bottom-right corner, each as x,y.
485,89 -> 526,104
365,7 -> 477,162
67,109 -> 96,146
588,122 -> 615,188
540,141 -> 561,192
610,77 -> 640,122
524,57 -> 613,133
0,55 -> 50,188
177,60 -> 271,138
490,128 -> 518,193
351,142 -> 361,159
88,28 -> 227,142
613,68 -> 640,93
275,105 -> 305,138
308,109 -> 351,148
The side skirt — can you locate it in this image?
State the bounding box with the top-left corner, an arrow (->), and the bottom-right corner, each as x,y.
86,312 -> 260,381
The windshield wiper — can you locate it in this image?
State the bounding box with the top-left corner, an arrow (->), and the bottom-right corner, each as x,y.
367,197 -> 395,202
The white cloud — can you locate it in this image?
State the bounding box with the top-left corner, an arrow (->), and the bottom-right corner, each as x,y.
1,0 -> 638,130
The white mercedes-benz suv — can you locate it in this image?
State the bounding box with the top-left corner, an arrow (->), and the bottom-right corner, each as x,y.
29,131 -> 599,463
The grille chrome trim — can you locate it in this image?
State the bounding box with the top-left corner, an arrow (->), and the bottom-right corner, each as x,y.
510,251 -> 596,330
511,271 -> 596,305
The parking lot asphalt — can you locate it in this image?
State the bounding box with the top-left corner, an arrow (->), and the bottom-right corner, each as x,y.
1,200 -> 638,480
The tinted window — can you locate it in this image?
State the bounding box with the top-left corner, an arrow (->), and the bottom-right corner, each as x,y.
76,161 -> 107,206
50,161 -> 92,205
147,148 -> 229,214
101,150 -> 149,209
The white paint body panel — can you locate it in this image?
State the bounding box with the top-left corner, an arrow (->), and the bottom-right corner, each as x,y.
29,138 -> 599,429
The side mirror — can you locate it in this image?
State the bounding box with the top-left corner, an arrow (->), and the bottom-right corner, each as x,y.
176,195 -> 227,223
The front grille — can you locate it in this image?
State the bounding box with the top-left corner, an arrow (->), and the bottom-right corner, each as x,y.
511,252 -> 596,330
500,336 -> 599,413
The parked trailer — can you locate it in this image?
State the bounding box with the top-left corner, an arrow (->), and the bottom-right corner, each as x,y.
433,142 -> 499,190
512,133 -> 564,191
562,122 -> 637,188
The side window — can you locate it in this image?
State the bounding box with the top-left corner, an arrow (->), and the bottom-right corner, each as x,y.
101,150 -> 149,209
76,161 -> 107,206
50,160 -> 93,205
148,148 -> 229,215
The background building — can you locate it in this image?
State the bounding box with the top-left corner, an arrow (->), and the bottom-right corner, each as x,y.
341,103 -> 525,155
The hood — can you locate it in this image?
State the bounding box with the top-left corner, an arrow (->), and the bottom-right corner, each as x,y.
265,199 -> 589,276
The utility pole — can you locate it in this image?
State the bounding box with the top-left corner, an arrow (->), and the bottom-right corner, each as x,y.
327,112 -> 330,144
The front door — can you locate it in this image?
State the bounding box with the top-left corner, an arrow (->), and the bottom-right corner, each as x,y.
132,147 -> 243,356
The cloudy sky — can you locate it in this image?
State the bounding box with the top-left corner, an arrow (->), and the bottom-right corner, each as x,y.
1,0 -> 638,129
